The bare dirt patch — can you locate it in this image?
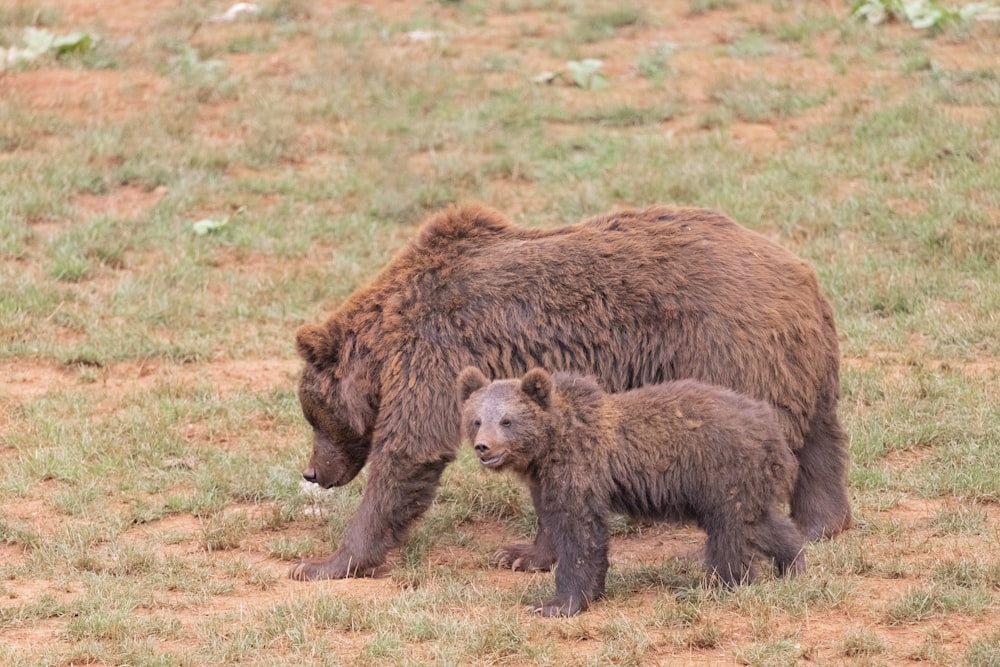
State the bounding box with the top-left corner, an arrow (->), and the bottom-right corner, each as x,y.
3,69 -> 168,118
0,358 -> 300,404
73,185 -> 169,222
0,621 -> 66,657
49,0 -> 178,35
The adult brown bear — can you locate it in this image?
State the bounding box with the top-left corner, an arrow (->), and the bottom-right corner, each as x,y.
289,203 -> 849,581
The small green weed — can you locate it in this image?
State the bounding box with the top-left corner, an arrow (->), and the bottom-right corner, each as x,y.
726,30 -> 776,58
884,585 -> 992,624
689,0 -> 737,14
710,76 -> 833,122
737,638 -> 802,667
635,41 -> 676,81
851,0 -> 972,30
688,622 -> 724,649
930,506 -> 988,535
841,627 -> 886,657
576,7 -> 648,43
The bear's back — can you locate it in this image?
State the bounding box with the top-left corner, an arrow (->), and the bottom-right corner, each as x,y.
369,203 -> 811,311
364,204 -> 820,341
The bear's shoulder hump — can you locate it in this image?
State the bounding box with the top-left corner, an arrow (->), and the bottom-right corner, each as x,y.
416,203 -> 513,247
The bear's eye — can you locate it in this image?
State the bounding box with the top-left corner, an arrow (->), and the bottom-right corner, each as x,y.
500,417 -> 512,427
473,419 -> 481,428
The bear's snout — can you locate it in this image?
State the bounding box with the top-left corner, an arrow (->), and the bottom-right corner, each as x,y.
474,443 -> 508,468
302,467 -> 318,483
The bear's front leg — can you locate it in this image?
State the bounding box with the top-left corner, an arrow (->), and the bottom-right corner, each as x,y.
495,481 -> 558,571
533,504 -> 610,616
495,526 -> 557,572
289,456 -> 449,580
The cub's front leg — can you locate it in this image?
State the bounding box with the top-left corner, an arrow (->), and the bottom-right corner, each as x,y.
495,480 -> 557,572
530,503 -> 610,617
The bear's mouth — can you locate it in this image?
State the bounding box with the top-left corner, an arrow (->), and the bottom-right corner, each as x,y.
479,452 -> 507,468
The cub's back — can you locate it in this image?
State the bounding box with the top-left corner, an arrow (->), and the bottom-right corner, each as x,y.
607,379 -> 790,467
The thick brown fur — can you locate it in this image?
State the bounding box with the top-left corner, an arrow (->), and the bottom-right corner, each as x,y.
458,367 -> 806,617
288,202 -> 848,581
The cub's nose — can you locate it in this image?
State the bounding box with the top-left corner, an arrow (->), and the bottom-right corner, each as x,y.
474,443 -> 489,454
302,467 -> 318,483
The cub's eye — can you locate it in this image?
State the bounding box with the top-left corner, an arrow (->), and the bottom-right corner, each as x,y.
500,417 -> 512,427
473,419 -> 481,428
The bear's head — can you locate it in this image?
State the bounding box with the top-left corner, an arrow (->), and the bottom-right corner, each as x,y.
457,367 -> 554,473
295,321 -> 379,488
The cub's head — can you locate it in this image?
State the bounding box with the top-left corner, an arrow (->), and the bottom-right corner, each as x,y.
456,367 -> 554,473
295,321 -> 378,488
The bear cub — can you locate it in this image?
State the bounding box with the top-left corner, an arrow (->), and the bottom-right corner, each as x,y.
458,367 -> 806,617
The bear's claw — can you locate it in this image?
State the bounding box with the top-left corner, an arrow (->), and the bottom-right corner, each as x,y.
288,555 -> 382,580
494,544 -> 556,572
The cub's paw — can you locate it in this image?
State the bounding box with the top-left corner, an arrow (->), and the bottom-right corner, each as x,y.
494,543 -> 556,572
779,552 -> 807,577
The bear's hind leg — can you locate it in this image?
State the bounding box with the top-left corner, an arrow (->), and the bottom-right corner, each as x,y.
792,395 -> 852,541
703,516 -> 755,587
755,508 -> 806,577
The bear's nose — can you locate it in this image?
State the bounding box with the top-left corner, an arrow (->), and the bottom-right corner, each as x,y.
302,467 -> 318,483
474,443 -> 489,454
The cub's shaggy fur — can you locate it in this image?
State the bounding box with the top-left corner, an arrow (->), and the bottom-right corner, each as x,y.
290,203 -> 846,581
458,367 -> 805,617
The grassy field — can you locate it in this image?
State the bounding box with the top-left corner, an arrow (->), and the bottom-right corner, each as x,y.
2,0 -> 999,664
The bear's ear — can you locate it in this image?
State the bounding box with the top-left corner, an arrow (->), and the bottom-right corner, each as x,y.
521,368 -> 552,409
295,321 -> 344,366
457,367 -> 488,403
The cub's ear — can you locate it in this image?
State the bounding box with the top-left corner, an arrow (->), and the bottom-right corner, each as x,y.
295,320 -> 344,366
521,368 -> 552,409
457,367 -> 488,403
